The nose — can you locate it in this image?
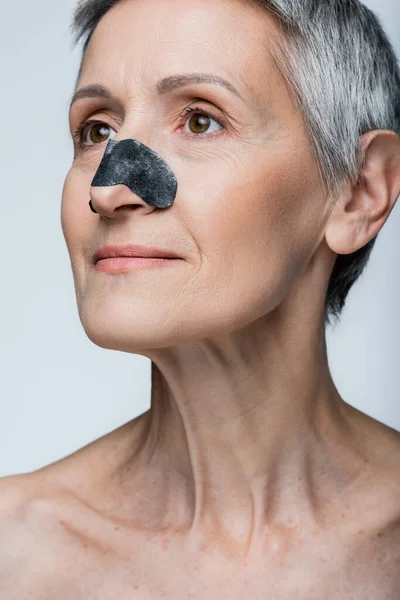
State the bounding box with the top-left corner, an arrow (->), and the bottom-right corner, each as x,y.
88,138 -> 178,217
89,183 -> 156,217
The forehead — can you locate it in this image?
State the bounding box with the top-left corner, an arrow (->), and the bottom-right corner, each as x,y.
78,0 -> 295,123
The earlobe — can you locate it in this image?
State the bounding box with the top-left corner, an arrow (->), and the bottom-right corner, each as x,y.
325,130 -> 400,256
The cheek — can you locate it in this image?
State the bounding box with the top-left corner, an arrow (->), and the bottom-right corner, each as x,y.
61,168 -> 94,266
182,151 -> 316,265
179,150 -> 324,313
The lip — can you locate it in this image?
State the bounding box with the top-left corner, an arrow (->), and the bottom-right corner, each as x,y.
95,257 -> 178,273
93,244 -> 181,264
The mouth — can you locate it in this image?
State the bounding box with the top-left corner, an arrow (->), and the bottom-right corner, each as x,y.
93,244 -> 181,264
94,255 -> 179,273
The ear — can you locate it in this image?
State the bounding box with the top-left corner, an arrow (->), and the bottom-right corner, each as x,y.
325,130 -> 400,255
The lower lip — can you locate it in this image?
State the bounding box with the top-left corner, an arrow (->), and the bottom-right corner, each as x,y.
95,257 -> 179,273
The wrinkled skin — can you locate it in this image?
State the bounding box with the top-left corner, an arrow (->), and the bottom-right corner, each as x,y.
1,0 -> 400,597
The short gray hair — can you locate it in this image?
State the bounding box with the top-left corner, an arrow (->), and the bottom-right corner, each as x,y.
70,0 -> 400,328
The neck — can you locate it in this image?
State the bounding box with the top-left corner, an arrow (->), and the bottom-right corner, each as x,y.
118,312 -> 368,558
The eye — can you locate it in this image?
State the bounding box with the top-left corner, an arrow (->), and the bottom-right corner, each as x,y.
72,104 -> 226,149
73,120 -> 117,147
182,106 -> 224,137
84,122 -> 117,145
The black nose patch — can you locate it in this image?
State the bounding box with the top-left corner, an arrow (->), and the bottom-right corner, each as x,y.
90,138 -> 178,209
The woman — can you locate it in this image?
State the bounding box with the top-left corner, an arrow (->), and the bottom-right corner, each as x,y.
1,0 -> 400,597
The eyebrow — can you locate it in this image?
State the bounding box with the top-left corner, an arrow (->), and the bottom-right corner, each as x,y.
69,73 -> 245,113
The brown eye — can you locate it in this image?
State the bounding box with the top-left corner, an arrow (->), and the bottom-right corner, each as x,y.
85,123 -> 116,145
188,114 -> 211,134
184,108 -> 223,136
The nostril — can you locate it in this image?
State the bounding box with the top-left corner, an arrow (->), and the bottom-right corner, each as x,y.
89,197 -> 98,214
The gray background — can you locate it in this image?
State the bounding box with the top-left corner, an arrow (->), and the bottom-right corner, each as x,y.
0,0 -> 399,477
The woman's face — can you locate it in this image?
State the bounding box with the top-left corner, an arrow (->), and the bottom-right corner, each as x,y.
62,0 -> 327,352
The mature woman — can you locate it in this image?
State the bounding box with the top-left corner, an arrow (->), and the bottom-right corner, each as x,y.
1,0 -> 400,597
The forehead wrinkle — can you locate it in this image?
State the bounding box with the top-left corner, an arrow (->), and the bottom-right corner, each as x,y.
72,34 -> 280,128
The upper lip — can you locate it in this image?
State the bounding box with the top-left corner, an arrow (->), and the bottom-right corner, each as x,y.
93,244 -> 181,263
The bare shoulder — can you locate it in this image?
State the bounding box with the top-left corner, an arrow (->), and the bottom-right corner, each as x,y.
345,407 -> 400,568
0,472 -> 30,510
0,471 -> 99,598
0,463 -> 147,599
344,400 -> 400,479
0,473 -> 47,596
0,472 -> 40,543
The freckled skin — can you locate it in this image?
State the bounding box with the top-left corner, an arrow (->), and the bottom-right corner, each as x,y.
2,0 -> 400,597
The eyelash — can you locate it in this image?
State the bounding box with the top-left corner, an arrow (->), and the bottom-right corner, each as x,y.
72,105 -> 226,149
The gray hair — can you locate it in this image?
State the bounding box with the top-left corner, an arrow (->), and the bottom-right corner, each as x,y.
70,0 -> 400,328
